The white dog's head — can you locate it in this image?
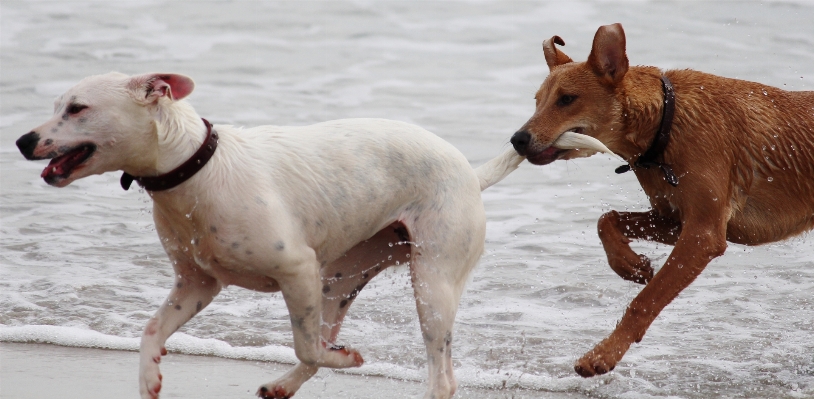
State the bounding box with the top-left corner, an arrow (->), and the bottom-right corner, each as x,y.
16,72 -> 195,187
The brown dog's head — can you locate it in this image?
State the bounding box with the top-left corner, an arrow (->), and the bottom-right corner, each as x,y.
511,23 -> 629,165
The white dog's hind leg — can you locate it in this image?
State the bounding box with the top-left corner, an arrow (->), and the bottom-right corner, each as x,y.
258,363 -> 318,399
139,262 -> 221,399
407,191 -> 485,399
410,260 -> 465,399
319,223 -> 411,343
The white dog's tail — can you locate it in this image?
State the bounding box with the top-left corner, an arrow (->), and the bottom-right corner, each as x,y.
475,148 -> 525,191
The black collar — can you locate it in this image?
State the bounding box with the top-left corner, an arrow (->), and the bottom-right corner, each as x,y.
121,118 -> 219,191
615,75 -> 679,187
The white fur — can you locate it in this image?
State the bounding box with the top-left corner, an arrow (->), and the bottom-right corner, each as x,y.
476,148 -> 525,190
552,130 -> 620,159
19,72 -> 522,399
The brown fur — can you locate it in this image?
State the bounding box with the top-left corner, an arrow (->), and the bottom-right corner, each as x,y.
512,23 -> 814,377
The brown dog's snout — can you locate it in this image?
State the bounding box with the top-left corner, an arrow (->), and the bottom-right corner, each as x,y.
510,130 -> 531,155
16,132 -> 40,160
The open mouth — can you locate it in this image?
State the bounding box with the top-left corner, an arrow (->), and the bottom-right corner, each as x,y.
525,128 -> 584,166
526,128 -> 618,166
526,146 -> 568,165
41,144 -> 96,184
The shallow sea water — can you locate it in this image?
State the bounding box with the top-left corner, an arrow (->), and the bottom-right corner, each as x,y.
1,1 -> 813,398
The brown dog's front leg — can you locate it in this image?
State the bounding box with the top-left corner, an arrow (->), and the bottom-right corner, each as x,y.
597,209 -> 681,284
577,218 -> 726,377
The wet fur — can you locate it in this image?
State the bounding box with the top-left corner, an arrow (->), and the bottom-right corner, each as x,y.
17,72 -> 523,399
512,24 -> 814,377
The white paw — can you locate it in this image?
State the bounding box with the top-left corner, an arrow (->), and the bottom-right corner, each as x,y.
139,350 -> 165,398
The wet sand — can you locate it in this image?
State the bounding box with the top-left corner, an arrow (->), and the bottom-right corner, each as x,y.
0,342 -> 586,399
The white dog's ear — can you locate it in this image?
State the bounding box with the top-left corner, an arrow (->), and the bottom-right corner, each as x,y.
128,73 -> 195,104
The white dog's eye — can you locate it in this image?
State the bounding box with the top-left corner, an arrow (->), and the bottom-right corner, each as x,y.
67,104 -> 88,115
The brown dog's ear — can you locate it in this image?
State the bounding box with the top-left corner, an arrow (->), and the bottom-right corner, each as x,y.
586,23 -> 628,85
128,73 -> 195,104
543,35 -> 573,71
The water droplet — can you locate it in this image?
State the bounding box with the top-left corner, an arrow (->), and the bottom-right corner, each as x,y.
700,85 -> 704,90
762,89 -> 768,96
678,264 -> 683,269
388,242 -> 394,247
768,177 -> 774,182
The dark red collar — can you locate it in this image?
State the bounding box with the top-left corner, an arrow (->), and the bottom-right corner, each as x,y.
615,75 -> 679,187
121,118 -> 219,191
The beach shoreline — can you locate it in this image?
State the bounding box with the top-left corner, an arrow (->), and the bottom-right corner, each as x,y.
0,342 -> 585,399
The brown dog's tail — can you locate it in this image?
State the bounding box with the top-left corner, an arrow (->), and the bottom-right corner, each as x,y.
475,148 -> 525,191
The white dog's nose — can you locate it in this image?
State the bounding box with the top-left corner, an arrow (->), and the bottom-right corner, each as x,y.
16,131 -> 40,160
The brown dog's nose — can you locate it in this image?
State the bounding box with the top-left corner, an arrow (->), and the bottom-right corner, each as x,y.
16,132 -> 40,160
510,130 -> 531,155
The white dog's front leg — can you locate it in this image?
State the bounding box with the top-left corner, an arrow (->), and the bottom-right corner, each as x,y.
139,265 -> 221,399
259,262 -> 362,397
278,258 -> 364,370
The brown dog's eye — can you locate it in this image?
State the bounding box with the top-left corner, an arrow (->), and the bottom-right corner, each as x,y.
557,95 -> 577,106
66,104 -> 88,115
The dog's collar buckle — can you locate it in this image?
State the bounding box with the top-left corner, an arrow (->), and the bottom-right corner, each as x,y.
616,75 -> 679,187
121,118 -> 219,191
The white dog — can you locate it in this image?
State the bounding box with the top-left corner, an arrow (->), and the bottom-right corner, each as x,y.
15,72 -> 524,399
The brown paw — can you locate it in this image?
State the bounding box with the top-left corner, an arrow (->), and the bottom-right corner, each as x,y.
609,253 -> 653,285
574,341 -> 624,377
257,385 -> 291,399
574,355 -> 615,377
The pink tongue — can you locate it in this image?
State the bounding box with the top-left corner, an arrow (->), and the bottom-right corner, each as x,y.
41,152 -> 77,178
540,146 -> 561,157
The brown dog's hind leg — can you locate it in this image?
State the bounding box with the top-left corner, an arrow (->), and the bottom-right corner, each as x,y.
598,209 -> 681,284
577,216 -> 726,377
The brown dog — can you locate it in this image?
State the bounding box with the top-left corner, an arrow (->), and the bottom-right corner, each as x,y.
510,23 -> 814,377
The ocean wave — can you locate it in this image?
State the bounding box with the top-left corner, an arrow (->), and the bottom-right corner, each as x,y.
0,324 -> 588,392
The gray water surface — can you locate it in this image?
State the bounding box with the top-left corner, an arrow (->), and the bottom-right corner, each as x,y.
2,1 -> 813,398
